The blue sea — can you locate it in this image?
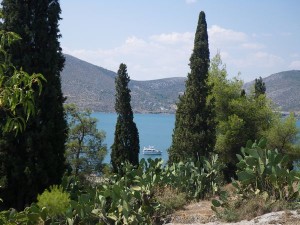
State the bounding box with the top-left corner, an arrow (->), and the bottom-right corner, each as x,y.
92,113 -> 175,164
93,113 -> 300,165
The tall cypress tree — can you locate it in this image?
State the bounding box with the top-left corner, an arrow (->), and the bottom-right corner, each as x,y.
111,63 -> 139,173
0,0 -> 67,210
168,11 -> 216,163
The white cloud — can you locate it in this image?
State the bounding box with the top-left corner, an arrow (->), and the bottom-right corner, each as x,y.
150,32 -> 193,44
253,52 -> 284,67
63,33 -> 193,80
125,36 -> 146,46
206,26 -> 288,81
208,25 -> 247,44
63,25 -> 286,82
289,60 -> 300,70
185,0 -> 197,4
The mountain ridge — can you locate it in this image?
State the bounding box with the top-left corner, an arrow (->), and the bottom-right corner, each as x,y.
244,70 -> 300,111
61,54 -> 186,113
61,54 -> 300,113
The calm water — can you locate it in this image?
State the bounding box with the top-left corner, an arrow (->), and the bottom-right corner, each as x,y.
92,113 -> 175,164
93,113 -> 300,165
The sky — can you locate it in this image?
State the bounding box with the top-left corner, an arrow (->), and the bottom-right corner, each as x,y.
60,0 -> 300,82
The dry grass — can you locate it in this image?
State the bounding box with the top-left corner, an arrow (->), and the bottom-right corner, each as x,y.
154,185 -> 187,214
236,196 -> 270,220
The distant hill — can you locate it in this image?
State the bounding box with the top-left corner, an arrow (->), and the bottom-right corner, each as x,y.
61,55 -> 300,113
61,54 -> 186,113
244,70 -> 300,111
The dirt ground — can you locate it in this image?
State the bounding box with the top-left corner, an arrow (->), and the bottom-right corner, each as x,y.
166,201 -> 300,225
168,201 -> 215,224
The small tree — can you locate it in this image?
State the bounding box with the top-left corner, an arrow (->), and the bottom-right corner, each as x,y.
209,53 -> 275,181
65,104 -> 107,178
111,63 -> 139,173
263,113 -> 299,155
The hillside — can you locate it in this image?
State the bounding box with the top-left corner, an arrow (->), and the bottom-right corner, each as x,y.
61,55 -> 300,113
244,70 -> 300,111
61,54 -> 186,113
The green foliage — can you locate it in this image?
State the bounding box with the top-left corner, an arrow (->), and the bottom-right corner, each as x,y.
65,104 -> 107,178
37,185 -> 70,218
209,53 -> 275,180
208,53 -> 243,123
0,0 -> 67,210
0,30 -> 45,134
254,76 -> 266,98
235,138 -> 300,200
0,205 -> 43,225
263,113 -> 299,156
218,95 -> 274,160
111,63 -> 140,173
169,11 -> 216,163
212,139 -> 300,222
0,156 -> 223,224
164,155 -> 224,199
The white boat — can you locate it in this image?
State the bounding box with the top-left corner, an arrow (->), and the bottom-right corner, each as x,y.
143,146 -> 162,155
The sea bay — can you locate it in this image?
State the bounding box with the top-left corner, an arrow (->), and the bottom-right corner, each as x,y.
93,113 -> 300,165
92,113 -> 175,164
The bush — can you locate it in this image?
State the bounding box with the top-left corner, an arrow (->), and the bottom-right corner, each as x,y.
37,185 -> 70,218
212,138 -> 300,222
235,138 -> 300,200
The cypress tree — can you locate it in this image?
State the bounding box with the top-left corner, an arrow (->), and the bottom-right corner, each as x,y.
168,11 -> 216,163
0,0 -> 67,210
254,76 -> 266,98
111,63 -> 139,173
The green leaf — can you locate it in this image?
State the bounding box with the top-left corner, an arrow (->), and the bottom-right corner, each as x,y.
245,157 -> 258,167
258,138 -> 267,149
131,186 -> 141,191
211,199 -> 221,207
244,148 -> 260,159
237,170 -> 255,184
236,154 -> 243,162
27,213 -> 40,222
107,213 -> 118,221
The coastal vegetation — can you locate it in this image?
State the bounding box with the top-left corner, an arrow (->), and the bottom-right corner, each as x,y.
0,2 -> 300,225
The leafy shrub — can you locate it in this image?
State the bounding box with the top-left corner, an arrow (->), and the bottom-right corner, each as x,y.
235,138 -> 300,200
37,185 -> 70,218
212,138 -> 300,222
0,156 -> 223,224
164,154 -> 224,199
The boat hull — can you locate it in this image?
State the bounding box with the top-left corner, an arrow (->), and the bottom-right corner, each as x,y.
143,146 -> 162,155
143,152 -> 162,155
